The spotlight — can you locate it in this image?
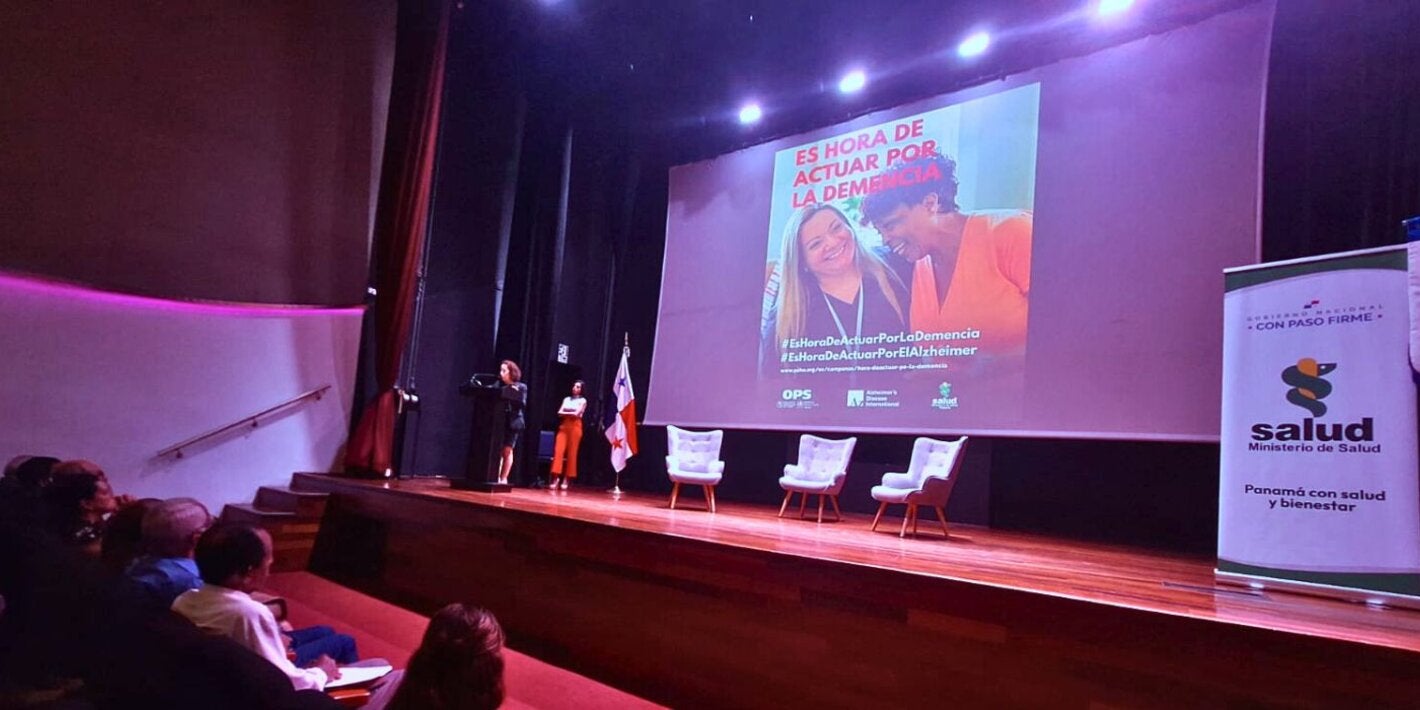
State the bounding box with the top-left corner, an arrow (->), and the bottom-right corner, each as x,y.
838,70 -> 867,94
957,31 -> 990,59
738,103 -> 763,125
1097,0 -> 1135,17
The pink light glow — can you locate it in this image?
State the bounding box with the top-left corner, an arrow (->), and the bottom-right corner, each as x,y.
0,271 -> 365,318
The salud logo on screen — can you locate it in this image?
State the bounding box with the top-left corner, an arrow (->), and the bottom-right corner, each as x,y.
1250,357 -> 1374,447
931,381 -> 958,411
1282,357 -> 1334,417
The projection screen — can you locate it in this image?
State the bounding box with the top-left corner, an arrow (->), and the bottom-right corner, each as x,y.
646,1 -> 1273,441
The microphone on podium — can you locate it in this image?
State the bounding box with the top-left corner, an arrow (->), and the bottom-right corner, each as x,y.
462,373 -> 501,391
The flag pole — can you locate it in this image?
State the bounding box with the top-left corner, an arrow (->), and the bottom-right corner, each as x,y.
611,332 -> 629,499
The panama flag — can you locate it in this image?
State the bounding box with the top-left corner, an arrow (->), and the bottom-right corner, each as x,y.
606,345 -> 639,472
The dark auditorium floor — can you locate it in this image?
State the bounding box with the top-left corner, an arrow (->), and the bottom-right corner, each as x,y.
263,572 -> 662,709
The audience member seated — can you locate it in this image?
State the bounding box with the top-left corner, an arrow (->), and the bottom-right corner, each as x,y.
365,603 -> 505,710
1,488 -> 340,709
52,459 -> 136,505
41,462 -> 124,556
101,496 -> 163,576
173,522 -> 346,691
0,455 -> 59,526
123,497 -> 212,609
1,454 -> 59,495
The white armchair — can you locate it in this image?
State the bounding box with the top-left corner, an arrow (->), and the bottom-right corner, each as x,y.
778,434 -> 857,523
665,425 -> 725,512
870,436 -> 968,538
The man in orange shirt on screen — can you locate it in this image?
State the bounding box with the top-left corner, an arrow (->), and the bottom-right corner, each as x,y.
859,151 -> 1032,361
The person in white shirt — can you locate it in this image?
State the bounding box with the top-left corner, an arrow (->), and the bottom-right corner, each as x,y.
549,380 -> 587,491
172,523 -> 341,691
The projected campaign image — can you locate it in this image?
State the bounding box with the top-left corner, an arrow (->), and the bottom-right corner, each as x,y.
759,85 -> 1038,419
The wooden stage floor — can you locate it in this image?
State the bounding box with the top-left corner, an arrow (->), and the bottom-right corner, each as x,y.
303,474 -> 1420,653
295,473 -> 1420,707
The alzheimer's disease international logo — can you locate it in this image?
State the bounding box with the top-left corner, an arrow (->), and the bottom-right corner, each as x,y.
1281,357 -> 1335,417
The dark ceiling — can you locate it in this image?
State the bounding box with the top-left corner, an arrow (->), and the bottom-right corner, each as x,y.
465,0 -> 1253,160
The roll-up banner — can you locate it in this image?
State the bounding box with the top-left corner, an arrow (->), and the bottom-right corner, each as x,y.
1219,245 -> 1420,605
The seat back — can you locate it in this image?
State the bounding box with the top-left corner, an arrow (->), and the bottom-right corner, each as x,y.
794,434 -> 857,482
908,436 -> 967,505
537,430 -> 556,462
667,425 -> 724,473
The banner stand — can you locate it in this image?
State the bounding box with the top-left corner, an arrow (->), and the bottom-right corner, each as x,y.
1218,245 -> 1420,610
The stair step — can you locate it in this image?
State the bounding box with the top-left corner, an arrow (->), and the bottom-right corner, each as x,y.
290,472 -> 343,494
221,504 -> 319,535
222,503 -> 296,521
255,485 -> 329,518
270,539 -> 314,573
221,503 -> 319,573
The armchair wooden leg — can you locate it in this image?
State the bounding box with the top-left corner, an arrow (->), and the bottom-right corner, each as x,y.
816,494 -> 825,523
670,482 -> 681,510
829,495 -> 842,521
798,492 -> 808,519
710,486 -> 716,512
702,485 -> 715,513
871,501 -> 887,531
933,505 -> 949,537
778,490 -> 793,518
912,505 -> 920,536
899,504 -> 913,538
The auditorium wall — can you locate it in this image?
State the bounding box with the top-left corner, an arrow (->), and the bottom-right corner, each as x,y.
0,275 -> 362,514
0,1 -> 393,305
0,1 -> 395,510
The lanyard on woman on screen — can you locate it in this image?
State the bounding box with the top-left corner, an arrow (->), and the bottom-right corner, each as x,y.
822,280 -> 865,354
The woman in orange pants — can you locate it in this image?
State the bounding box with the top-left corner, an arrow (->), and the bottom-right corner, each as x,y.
550,380 -> 586,491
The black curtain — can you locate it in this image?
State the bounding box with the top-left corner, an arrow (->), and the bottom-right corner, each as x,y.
1263,0 -> 1420,261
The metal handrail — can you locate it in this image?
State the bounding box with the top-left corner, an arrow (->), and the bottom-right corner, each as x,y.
155,384 -> 332,459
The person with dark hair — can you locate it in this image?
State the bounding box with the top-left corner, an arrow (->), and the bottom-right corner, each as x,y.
497,360 -> 527,485
364,603 -> 505,710
859,151 -> 1033,359
122,497 -> 211,608
2,454 -> 59,490
172,523 -> 342,691
549,379 -> 587,491
51,459 -> 136,506
0,455 -> 60,525
100,496 -> 163,575
41,463 -> 120,555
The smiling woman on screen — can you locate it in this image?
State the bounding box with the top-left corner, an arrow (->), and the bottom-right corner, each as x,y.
762,203 -> 909,372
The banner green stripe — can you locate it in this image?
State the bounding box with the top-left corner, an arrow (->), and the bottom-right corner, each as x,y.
1217,559 -> 1420,595
1224,248 -> 1407,292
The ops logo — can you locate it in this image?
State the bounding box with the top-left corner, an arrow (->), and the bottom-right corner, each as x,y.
781,388 -> 814,401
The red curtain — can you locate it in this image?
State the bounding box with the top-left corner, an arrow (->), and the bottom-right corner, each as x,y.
345,0 -> 450,476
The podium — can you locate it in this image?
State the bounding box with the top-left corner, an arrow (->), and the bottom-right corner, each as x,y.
453,380 -> 512,492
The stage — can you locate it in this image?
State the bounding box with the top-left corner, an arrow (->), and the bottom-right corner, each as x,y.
294,473 -> 1420,708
